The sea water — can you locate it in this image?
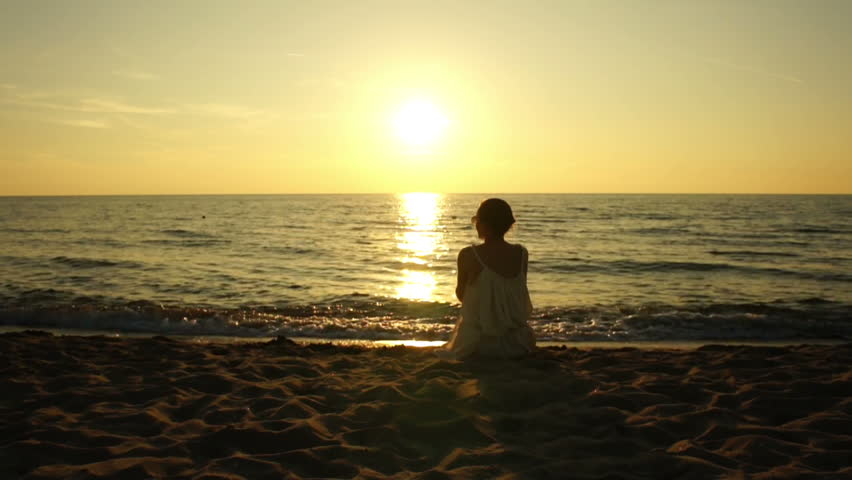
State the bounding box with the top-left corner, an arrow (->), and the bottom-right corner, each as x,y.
1,194 -> 850,342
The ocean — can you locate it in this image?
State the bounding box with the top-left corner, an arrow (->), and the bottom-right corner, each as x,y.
1,193 -> 850,342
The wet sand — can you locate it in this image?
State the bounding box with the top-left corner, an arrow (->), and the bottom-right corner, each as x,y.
2,331 -> 851,479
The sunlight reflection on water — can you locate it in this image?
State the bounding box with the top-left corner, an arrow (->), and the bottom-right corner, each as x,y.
394,192 -> 445,301
374,339 -> 446,347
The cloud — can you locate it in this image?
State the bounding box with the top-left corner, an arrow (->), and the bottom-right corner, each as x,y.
1,86 -> 276,128
77,98 -> 175,114
185,103 -> 276,121
50,118 -> 109,128
112,69 -> 159,81
701,57 -> 803,84
187,103 -> 264,118
0,87 -> 175,114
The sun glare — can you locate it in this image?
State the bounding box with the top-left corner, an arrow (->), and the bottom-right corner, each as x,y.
394,192 -> 446,301
391,98 -> 449,152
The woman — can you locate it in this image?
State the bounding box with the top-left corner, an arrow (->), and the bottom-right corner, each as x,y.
439,198 -> 536,360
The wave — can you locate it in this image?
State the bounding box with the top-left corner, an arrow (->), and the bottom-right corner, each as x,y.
161,229 -> 219,239
542,260 -> 852,282
0,296 -> 849,342
628,214 -> 678,221
0,254 -> 37,267
544,260 -> 732,274
263,245 -> 315,255
384,260 -> 435,271
632,227 -> 693,235
143,238 -> 230,248
71,238 -> 129,248
793,227 -> 847,234
707,250 -> 801,258
50,256 -> 141,269
144,229 -> 229,247
0,227 -> 70,234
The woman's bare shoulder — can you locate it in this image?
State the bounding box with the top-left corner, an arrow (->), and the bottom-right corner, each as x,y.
513,244 -> 529,262
457,245 -> 475,261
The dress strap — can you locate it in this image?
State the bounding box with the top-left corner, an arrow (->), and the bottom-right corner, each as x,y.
470,244 -> 485,267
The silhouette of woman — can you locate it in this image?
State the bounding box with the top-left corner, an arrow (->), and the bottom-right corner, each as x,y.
439,198 -> 536,359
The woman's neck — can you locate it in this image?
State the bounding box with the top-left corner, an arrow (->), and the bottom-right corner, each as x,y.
482,236 -> 506,245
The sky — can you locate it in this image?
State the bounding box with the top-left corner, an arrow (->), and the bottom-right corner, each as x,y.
1,0 -> 851,195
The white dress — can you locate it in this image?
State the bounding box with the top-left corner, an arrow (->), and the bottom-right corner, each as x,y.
441,244 -> 536,359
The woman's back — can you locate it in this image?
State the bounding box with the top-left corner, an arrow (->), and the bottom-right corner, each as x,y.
470,242 -> 526,279
444,242 -> 535,359
441,198 -> 536,360
465,243 -> 532,332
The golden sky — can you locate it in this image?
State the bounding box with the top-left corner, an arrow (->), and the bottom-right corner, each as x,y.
1,1 -> 850,195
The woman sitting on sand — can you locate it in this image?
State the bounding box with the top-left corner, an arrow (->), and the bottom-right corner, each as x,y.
439,198 -> 536,360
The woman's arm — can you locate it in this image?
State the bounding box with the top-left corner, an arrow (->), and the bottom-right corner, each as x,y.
455,247 -> 469,302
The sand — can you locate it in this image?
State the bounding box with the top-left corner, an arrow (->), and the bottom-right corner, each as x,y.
2,331 -> 851,479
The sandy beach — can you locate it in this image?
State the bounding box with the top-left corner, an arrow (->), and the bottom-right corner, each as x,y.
2,331 -> 851,479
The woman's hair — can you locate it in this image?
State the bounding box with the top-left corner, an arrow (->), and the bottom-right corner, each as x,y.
476,198 -> 516,236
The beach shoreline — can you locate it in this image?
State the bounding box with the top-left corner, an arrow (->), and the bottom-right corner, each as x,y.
2,331 -> 852,479
2,326 -> 848,350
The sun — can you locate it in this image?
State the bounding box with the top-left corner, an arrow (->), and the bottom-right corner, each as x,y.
391,98 -> 450,152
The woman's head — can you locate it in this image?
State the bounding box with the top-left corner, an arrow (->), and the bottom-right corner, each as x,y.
473,198 -> 515,239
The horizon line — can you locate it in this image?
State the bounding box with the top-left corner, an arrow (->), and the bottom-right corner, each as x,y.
1,192 -> 851,198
